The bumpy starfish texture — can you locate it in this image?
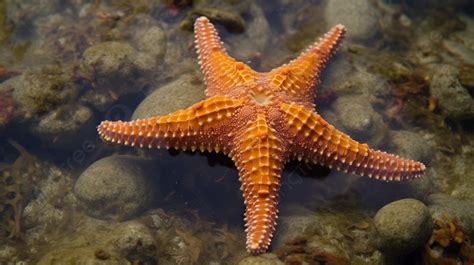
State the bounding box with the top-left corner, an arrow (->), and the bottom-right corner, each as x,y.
98,16 -> 426,254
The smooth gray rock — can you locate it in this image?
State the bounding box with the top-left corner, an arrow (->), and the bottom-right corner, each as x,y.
74,155 -> 159,220
238,254 -> 284,265
325,0 -> 380,42
427,193 -> 474,240
33,104 -> 95,148
429,64 -> 474,120
323,95 -> 388,147
132,74 -> 206,119
374,199 -> 433,256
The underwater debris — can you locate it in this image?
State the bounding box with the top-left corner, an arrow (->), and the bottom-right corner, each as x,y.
422,214 -> 474,265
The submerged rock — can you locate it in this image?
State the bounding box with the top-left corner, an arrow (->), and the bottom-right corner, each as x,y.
132,74 -> 206,119
323,95 -> 388,147
325,0 -> 380,42
81,41 -> 155,103
0,66 -> 80,121
111,222 -> 158,263
32,104 -> 95,148
429,64 -> 474,120
389,130 -> 435,165
374,198 -> 433,256
133,25 -> 167,62
74,155 -> 159,220
326,69 -> 390,99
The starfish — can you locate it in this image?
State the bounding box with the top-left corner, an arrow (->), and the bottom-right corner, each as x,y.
98,16 -> 426,254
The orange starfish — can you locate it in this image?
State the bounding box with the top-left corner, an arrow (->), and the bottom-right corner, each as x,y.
98,16 -> 425,254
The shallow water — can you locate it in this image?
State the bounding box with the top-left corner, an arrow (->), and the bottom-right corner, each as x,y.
0,0 -> 473,264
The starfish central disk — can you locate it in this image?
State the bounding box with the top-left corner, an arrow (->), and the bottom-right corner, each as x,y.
97,16 -> 426,254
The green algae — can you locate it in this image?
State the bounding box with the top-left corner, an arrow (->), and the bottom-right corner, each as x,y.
30,65 -> 68,114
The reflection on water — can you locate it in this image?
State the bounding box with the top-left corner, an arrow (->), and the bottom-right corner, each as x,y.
1,0 -> 474,264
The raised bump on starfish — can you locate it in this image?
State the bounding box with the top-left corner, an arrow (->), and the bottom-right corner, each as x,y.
97,16 -> 426,254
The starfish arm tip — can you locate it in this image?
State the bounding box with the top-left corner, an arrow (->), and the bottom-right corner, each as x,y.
195,16 -> 209,24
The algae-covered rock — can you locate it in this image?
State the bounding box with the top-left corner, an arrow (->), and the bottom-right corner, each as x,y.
0,66 -> 80,121
22,164 -> 75,235
82,42 -> 135,77
274,209 -> 373,263
427,193 -> 474,240
132,74 -> 206,119
32,104 -> 95,148
81,41 -> 155,98
111,222 -> 158,262
74,155 -> 159,221
374,198 -> 433,256
429,64 -> 474,120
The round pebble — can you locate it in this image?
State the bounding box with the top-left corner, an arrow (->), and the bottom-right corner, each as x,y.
374,198 -> 433,256
74,155 -> 158,220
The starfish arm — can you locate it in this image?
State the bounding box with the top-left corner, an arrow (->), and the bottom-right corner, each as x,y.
194,16 -> 257,96
230,113 -> 286,254
280,103 -> 426,181
266,25 -> 345,104
97,96 -> 243,153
